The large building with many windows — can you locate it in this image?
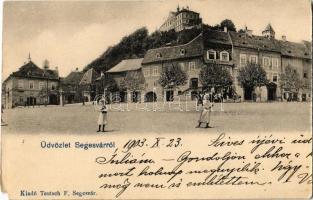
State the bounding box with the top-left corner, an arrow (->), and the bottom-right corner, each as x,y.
3,57 -> 60,108
159,6 -> 202,32
107,24 -> 311,102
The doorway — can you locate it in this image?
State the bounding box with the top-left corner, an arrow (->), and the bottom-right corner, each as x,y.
166,90 -> 174,101
145,92 -> 157,102
49,94 -> 58,105
244,86 -> 253,101
132,91 -> 140,103
267,83 -> 277,101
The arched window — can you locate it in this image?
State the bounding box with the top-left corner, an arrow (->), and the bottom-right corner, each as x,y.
220,51 -> 229,61
207,50 -> 216,60
156,53 -> 162,58
190,78 -> 198,89
180,49 -> 186,55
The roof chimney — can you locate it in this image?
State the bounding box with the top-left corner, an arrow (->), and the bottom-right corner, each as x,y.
43,59 -> 49,70
244,26 -> 253,36
282,35 -> 287,41
223,26 -> 228,32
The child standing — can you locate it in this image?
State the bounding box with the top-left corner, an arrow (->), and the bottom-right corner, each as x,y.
97,101 -> 108,132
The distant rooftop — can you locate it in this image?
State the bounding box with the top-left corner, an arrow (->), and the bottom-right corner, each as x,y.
8,60 -> 59,81
62,70 -> 84,85
106,58 -> 143,73
142,34 -> 203,64
79,68 -> 100,85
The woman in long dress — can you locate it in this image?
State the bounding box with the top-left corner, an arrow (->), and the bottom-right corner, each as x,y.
97,101 -> 108,132
196,93 -> 213,128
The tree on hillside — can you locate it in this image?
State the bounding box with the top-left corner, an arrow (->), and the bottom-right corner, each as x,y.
203,19 -> 237,32
158,63 -> 188,89
84,27 -> 149,73
279,65 -> 303,100
237,62 -> 268,100
238,29 -> 246,33
143,29 -> 177,50
176,28 -> 202,44
199,63 -> 233,92
220,19 -> 237,32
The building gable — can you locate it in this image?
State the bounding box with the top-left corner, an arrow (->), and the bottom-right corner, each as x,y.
10,61 -> 59,80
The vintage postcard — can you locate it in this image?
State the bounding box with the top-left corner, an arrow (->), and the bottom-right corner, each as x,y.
1,0 -> 312,199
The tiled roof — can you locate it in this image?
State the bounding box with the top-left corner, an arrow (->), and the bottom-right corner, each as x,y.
125,70 -> 145,85
229,31 -> 281,52
79,68 -> 100,85
142,34 -> 203,64
279,40 -> 311,59
62,71 -> 84,85
11,61 -> 59,80
106,58 -> 143,73
203,29 -> 232,46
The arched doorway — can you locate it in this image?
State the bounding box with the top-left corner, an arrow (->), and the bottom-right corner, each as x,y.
267,83 -> 277,101
49,94 -> 58,105
244,86 -> 253,101
190,78 -> 198,89
145,92 -> 157,102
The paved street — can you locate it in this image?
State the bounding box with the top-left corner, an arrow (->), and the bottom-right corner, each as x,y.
2,102 -> 311,134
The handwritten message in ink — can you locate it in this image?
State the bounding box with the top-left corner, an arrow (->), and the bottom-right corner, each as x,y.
94,133 -> 312,198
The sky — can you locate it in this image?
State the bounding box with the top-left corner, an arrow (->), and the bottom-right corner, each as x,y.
2,0 -> 312,79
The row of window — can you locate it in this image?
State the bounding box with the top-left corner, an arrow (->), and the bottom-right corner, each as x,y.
177,12 -> 198,20
240,54 -> 279,70
207,50 -> 230,61
143,62 -> 198,77
18,80 -> 56,90
146,78 -> 199,89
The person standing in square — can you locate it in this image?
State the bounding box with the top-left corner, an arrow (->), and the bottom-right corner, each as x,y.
196,92 -> 213,128
97,100 -> 108,132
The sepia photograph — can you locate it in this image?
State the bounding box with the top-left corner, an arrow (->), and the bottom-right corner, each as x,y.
1,1 -> 312,135
1,0 -> 312,199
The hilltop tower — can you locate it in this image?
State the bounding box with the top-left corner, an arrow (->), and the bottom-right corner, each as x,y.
262,23 -> 275,39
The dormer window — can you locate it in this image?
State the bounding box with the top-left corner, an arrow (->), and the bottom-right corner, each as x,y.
207,50 -> 216,60
250,55 -> 258,64
180,49 -> 186,55
156,53 -> 162,58
220,51 -> 229,61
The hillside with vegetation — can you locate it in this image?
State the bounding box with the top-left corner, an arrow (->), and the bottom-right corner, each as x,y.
83,19 -> 237,73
